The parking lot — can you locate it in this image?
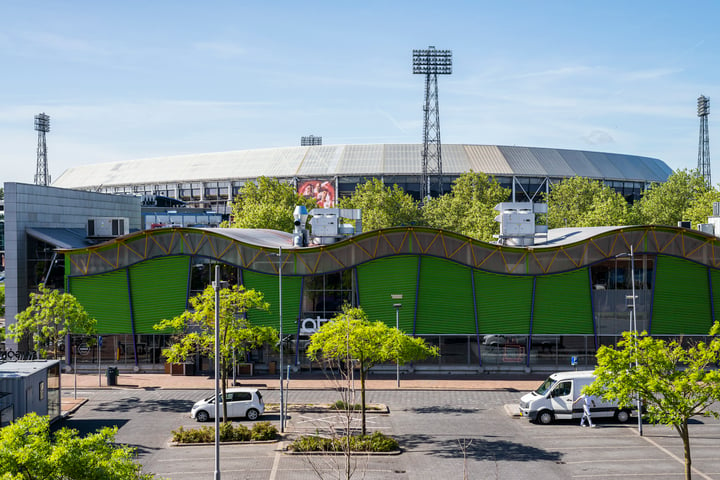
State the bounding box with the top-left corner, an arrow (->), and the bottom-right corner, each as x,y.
59,387 -> 720,479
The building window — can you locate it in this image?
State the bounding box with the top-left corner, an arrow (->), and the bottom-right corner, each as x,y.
39,381 -> 45,401
302,270 -> 354,319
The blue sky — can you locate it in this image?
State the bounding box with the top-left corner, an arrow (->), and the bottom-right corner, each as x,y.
1,1 -> 718,184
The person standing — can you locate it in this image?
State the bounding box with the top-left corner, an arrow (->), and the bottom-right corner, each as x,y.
573,393 -> 596,427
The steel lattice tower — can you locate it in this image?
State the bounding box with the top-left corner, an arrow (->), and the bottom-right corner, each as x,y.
34,113 -> 50,186
698,96 -> 711,186
413,46 -> 452,200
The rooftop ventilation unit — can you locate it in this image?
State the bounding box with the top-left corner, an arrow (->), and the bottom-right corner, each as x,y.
493,202 -> 548,246
87,217 -> 129,238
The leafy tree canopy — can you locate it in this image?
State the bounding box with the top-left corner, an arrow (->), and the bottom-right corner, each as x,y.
307,305 -> 437,434
682,187 -> 720,228
423,171 -> 510,242
631,169 -> 709,226
0,412 -> 157,480
585,324 -> 720,480
545,176 -> 630,228
154,283 -> 276,419
338,178 -> 423,231
10,284 -> 96,358
227,177 -> 317,232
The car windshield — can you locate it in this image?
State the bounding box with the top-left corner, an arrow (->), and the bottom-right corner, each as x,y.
534,377 -> 556,396
256,391 -> 263,403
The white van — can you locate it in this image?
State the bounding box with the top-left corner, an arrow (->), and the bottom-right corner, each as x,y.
518,370 -> 631,425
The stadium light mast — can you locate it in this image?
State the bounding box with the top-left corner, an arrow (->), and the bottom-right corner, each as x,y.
698,95 -> 711,186
413,46 -> 452,200
34,113 -> 51,186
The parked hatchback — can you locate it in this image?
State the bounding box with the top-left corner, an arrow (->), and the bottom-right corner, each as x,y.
191,387 -> 264,422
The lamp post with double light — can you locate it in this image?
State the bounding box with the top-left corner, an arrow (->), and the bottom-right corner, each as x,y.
391,294 -> 403,388
616,246 -> 643,436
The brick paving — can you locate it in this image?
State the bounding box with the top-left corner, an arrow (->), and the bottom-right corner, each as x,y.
60,371 -> 543,416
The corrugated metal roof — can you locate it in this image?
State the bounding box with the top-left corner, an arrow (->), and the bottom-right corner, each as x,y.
463,145 -> 513,174
200,228 -> 295,248
498,146 -> 547,176
53,144 -> 671,188
529,148 -> 575,177
556,149 -> 604,178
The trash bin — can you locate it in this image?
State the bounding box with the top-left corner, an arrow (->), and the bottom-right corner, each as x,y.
106,367 -> 119,386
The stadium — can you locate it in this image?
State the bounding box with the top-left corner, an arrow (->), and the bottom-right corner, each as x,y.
52,144 -> 673,212
3,144 -> 686,376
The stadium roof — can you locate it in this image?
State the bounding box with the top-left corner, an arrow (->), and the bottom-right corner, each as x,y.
53,144 -> 672,188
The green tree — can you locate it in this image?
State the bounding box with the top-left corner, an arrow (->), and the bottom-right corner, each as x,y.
423,171 -> 510,242
227,177 -> 317,232
585,324 -> 720,480
545,176 -> 630,228
154,283 -> 277,420
632,169 -> 709,226
307,305 -> 438,434
10,284 -> 96,358
0,412 -> 157,479
682,187 -> 720,228
338,178 -> 423,231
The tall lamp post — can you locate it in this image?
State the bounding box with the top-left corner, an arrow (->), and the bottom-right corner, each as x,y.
618,247 -> 643,436
391,294 -> 403,388
212,265 -> 222,480
277,247 -> 285,433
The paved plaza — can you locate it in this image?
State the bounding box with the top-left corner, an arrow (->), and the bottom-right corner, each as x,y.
58,373 -> 720,479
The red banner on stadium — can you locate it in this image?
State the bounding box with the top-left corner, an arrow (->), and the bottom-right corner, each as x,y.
298,180 -> 335,208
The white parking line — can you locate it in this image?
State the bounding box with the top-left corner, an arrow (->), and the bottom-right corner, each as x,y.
640,434 -> 713,480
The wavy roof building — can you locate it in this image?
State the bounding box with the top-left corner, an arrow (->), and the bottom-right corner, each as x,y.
53,144 -> 673,212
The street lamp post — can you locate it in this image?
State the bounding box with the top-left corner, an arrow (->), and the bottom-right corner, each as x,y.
277,247 -> 285,433
391,294 -> 403,388
629,245 -> 643,437
212,265 -> 222,480
618,247 -> 643,437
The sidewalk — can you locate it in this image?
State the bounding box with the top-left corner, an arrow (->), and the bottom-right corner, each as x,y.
61,372 -> 543,392
60,372 -> 541,418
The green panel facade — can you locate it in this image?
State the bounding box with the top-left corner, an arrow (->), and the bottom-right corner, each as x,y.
533,269 -> 593,334
416,257 -> 475,334
242,270 -> 303,334
652,256 -> 712,335
129,256 -> 190,334
475,271 -> 533,334
712,268 -> 720,326
357,256 -> 418,332
68,270 -> 133,334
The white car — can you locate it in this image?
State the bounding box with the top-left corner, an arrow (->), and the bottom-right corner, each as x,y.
191,387 -> 265,422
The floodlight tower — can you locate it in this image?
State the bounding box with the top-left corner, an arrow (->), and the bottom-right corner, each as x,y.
34,113 -> 51,186
698,95 -> 711,186
413,46 -> 452,200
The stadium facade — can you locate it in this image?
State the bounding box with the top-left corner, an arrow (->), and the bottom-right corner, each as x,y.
53,144 -> 673,213
60,222 -> 718,374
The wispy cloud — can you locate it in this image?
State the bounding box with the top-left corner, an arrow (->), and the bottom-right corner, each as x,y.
192,41 -> 248,58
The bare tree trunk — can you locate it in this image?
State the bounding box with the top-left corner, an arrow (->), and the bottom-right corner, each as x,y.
360,359 -> 367,436
678,421 -> 692,480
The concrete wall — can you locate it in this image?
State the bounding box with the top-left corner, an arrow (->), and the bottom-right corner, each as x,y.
3,183 -> 140,349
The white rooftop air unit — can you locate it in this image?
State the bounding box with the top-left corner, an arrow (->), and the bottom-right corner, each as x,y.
493,202 -> 548,246
87,217 -> 129,238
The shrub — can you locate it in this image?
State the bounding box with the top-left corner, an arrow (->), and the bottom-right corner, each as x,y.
332,400 -> 361,411
172,422 -> 275,443
251,421 -> 278,441
289,432 -> 398,452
